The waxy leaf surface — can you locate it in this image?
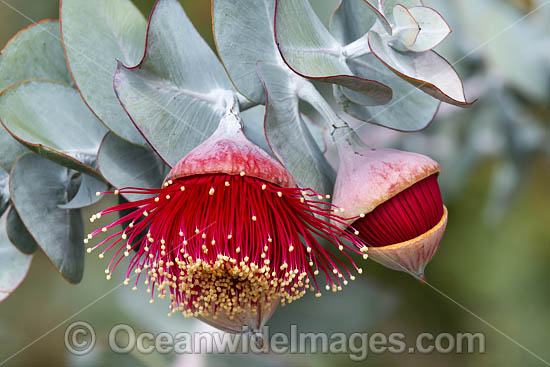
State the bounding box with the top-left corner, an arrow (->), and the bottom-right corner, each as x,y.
275,0 -> 392,106
98,133 -> 166,202
114,0 -> 235,167
0,20 -> 72,170
258,62 -> 335,194
61,0 -> 147,145
0,211 -> 33,303
6,206 -> 38,255
213,0 -> 280,103
368,31 -> 473,106
336,54 -> 440,131
10,154 -> 84,283
58,174 -> 108,210
0,80 -> 107,179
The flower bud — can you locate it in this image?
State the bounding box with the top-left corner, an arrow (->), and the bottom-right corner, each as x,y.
87,110 -> 366,333
332,127 -> 447,280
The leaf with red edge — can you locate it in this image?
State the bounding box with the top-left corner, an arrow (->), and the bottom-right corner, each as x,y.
380,0 -> 423,24
0,20 -> 73,92
6,206 -> 38,255
98,132 -> 166,202
257,62 -> 335,194
368,31 -> 474,107
0,80 -> 107,179
60,0 -> 147,145
335,54 -> 440,131
392,5 -> 420,47
275,0 -> 392,106
330,0 -> 391,44
114,0 -> 236,167
406,6 -> 451,52
0,210 -> 33,303
0,20 -> 72,170
10,154 -> 84,284
213,0 -> 280,104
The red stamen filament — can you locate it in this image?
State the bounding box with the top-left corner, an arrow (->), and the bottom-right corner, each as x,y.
353,174 -> 444,247
86,174 -> 366,320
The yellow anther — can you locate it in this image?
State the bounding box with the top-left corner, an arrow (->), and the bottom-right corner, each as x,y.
95,192 -> 101,197
225,181 -> 230,187
240,171 -> 245,176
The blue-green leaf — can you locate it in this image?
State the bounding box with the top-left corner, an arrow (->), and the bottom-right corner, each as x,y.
58,174 -> 108,209
60,0 -> 147,145
0,19 -> 73,170
380,0 -> 423,25
275,0 -> 392,106
406,6 -> 451,52
368,31 -> 473,107
0,80 -> 107,179
213,0 -> 279,104
6,206 -> 38,255
336,54 -> 440,131
257,62 -> 335,194
98,133 -> 166,202
114,0 -> 236,167
0,20 -> 72,91
329,0 -> 380,44
0,210 -> 33,303
10,154 -> 84,283
0,167 -> 9,217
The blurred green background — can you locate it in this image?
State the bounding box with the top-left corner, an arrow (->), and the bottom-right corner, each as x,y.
0,0 -> 548,366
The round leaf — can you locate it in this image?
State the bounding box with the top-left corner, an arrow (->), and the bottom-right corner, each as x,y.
257,62 -> 335,194
10,154 -> 85,284
0,80 -> 107,179
114,0 -> 235,167
213,0 -> 280,104
380,0 -> 423,25
368,31 -> 474,107
0,19 -> 72,91
329,0 -> 380,44
60,0 -> 147,145
393,5 -> 420,47
406,6 -> 451,52
6,206 -> 38,255
336,54 -> 440,131
58,174 -> 108,209
0,211 -> 33,303
0,19 -> 73,170
275,0 -> 392,106
98,133 -> 166,202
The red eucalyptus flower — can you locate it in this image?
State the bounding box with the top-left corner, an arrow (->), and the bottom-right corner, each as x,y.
86,110 -> 367,332
332,127 -> 448,280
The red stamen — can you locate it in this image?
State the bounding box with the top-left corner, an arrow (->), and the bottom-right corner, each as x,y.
87,174 -> 366,319
353,174 -> 444,247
